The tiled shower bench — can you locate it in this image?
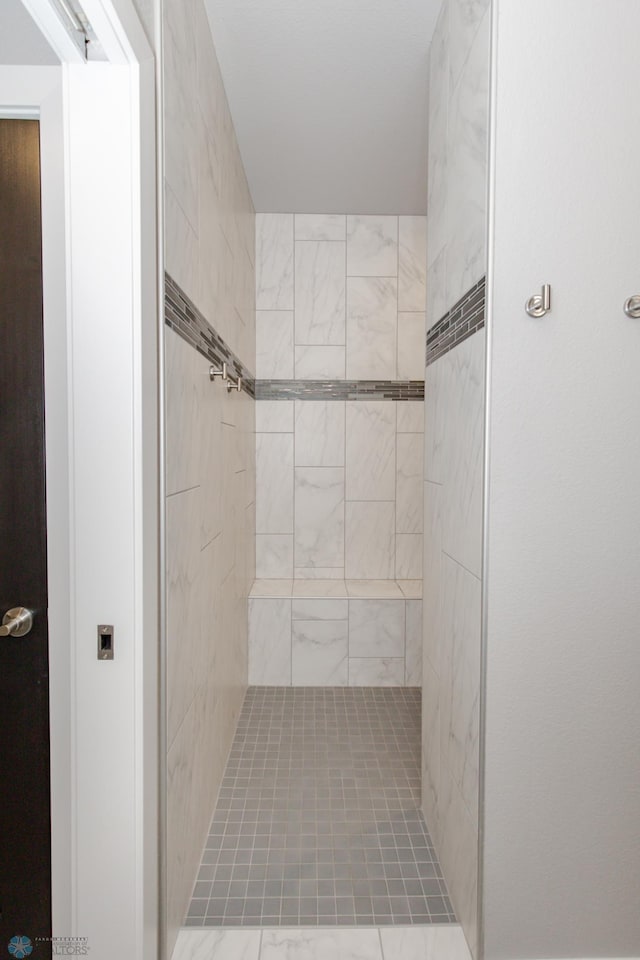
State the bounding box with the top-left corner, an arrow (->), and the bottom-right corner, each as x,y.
248,579 -> 422,687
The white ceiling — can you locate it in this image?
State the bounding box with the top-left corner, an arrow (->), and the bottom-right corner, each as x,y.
0,0 -> 59,65
204,0 -> 440,214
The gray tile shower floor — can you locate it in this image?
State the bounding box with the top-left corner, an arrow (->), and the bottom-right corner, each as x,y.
186,686 -> 456,928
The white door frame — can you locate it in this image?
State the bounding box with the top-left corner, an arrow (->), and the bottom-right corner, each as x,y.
1,2 -> 160,957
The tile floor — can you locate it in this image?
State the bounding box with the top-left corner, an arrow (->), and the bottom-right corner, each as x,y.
172,925 -> 472,960
186,687 -> 455,927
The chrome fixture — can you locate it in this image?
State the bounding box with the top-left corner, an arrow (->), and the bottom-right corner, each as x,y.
0,607 -> 34,638
209,361 -> 242,393
210,361 -> 228,382
526,284 -> 551,318
623,295 -> 640,319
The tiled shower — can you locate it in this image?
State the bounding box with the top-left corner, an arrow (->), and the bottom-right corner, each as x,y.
162,0 -> 489,956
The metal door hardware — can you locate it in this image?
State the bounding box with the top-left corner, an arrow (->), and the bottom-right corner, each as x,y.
623,295 -> 640,319
0,607 -> 33,637
526,284 -> 551,318
97,624 -> 114,660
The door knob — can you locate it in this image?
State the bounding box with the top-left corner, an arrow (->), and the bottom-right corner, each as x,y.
624,295 -> 640,319
0,607 -> 34,637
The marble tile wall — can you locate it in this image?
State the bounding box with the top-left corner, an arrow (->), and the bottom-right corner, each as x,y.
248,580 -> 423,687
422,2 -> 490,958
163,0 -> 255,952
255,214 -> 427,583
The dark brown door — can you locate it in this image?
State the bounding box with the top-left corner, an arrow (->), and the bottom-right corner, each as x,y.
0,119 -> 51,954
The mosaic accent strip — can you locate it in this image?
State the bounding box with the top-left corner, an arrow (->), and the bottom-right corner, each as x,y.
165,272 -> 256,398
255,380 -> 425,401
426,276 -> 485,367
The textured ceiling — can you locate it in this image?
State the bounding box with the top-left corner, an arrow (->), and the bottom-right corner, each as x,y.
0,0 -> 59,65
204,0 -> 440,214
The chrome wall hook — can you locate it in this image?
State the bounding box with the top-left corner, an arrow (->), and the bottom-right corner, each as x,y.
526,284 -> 551,318
210,361 -> 228,382
624,295 -> 640,319
210,360 -> 242,393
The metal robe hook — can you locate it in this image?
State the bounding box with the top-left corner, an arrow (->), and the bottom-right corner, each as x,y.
525,284 -> 551,318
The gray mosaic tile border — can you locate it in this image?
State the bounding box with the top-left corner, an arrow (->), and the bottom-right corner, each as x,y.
165,272 -> 256,398
255,380 -> 425,401
426,276 -> 485,367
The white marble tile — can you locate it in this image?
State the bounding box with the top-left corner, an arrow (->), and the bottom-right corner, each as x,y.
345,580 -> 403,599
292,619 -> 349,685
396,401 -> 424,433
405,599 -> 423,685
165,328 -> 202,497
261,928 -> 383,960
346,277 -> 398,380
440,554 -> 481,821
248,598 -> 291,684
256,310 -> 294,378
396,533 -> 423,579
255,400 -> 294,433
349,599 -> 405,657
345,402 -> 396,501
422,654 -> 441,846
345,502 -> 395,579
294,466 -> 345,570
449,0 -> 491,89
427,247 -> 447,331
349,658 -> 405,686
198,354 -> 223,548
165,183 -> 199,303
346,215 -> 398,277
166,487 -> 201,748
379,925 -> 472,960
441,330 -> 485,578
294,567 -> 345,580
292,579 -> 348,598
398,580 -> 423,599
423,480 -> 443,674
255,535 -> 294,579
396,433 -> 424,534
446,11 -> 490,307
172,929 -> 261,960
399,216 -> 427,311
295,345 -> 346,380
292,598 -> 348,619
166,697 -> 199,950
256,433 -> 294,534
295,213 -> 346,241
249,579 -> 293,598
424,354 -> 448,484
397,312 -> 426,380
439,773 -> 479,957
256,213 -> 294,310
295,240 -> 346,345
427,4 -> 448,273
295,401 -> 345,467
163,2 -> 199,231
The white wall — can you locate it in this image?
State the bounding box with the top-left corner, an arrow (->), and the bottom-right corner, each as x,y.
483,2 -> 640,957
162,0 -> 256,951
422,1 -> 490,956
